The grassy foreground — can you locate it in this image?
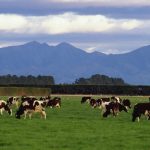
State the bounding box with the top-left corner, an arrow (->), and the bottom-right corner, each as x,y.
0,95 -> 150,150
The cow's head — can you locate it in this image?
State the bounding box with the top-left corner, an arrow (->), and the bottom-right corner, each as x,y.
123,99 -> 131,109
103,110 -> 111,118
119,104 -> 128,112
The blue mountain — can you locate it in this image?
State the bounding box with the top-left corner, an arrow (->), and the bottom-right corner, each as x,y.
0,41 -> 149,85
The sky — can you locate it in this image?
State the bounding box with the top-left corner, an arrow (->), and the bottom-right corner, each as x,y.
0,0 -> 150,54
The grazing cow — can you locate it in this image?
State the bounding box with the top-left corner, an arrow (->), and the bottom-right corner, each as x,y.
100,97 -> 110,102
7,96 -> 19,108
89,99 -> 97,108
103,102 -> 127,118
39,96 -> 51,101
111,96 -> 122,103
96,98 -> 111,110
89,98 -> 110,110
21,96 -> 37,103
0,100 -> 12,116
81,96 -> 91,104
15,99 -> 46,119
46,97 -> 61,108
122,99 -> 131,110
98,100 -> 111,113
132,103 -> 150,122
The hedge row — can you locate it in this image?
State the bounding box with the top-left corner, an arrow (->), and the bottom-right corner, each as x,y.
0,85 -> 149,96
49,85 -> 150,95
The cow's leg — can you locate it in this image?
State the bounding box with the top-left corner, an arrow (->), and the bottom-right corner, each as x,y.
41,111 -> 46,119
87,99 -> 90,104
101,107 -> 106,115
10,109 -> 12,116
112,109 -> 117,117
16,101 -> 19,109
29,113 -> 32,119
0,108 -> 3,115
24,111 -> 27,119
137,117 -> 140,122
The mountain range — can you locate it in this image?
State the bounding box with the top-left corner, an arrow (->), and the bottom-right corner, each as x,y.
0,41 -> 150,85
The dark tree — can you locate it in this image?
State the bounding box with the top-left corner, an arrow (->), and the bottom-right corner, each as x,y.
0,75 -> 55,86
74,74 -> 126,85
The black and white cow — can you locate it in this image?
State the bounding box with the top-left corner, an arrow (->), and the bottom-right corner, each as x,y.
0,100 -> 12,116
122,99 -> 131,110
111,96 -> 122,103
103,102 -> 128,118
89,99 -> 97,108
7,96 -> 19,108
46,97 -> 61,108
15,98 -> 46,119
132,103 -> 150,122
81,96 -> 91,104
39,96 -> 51,101
21,96 -> 37,103
100,97 -> 110,102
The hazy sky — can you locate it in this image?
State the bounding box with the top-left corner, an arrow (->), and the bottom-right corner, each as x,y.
0,0 -> 150,54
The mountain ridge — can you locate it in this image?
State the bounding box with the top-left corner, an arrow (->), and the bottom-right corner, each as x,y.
0,41 -> 149,85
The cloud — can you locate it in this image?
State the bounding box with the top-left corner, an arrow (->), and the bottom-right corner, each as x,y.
0,14 -> 27,31
0,12 -> 148,35
49,0 -> 150,7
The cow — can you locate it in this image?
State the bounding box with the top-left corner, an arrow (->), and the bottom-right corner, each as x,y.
100,97 -> 110,102
0,100 -> 12,116
122,99 -> 131,110
89,99 -> 97,108
81,96 -> 91,104
98,100 -> 111,113
21,96 -> 37,103
46,97 -> 61,108
132,103 -> 150,122
15,99 -> 46,119
7,96 -> 20,108
103,102 -> 128,118
88,98 -> 110,110
111,96 -> 122,103
39,96 -> 51,101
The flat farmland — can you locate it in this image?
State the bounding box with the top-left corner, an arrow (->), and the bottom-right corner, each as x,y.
0,95 -> 150,150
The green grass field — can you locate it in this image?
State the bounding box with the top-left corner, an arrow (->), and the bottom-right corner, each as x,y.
0,95 -> 150,150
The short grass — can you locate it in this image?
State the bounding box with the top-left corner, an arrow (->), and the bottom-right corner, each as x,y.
0,95 -> 150,150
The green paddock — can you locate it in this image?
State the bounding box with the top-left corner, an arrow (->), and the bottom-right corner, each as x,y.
0,95 -> 150,150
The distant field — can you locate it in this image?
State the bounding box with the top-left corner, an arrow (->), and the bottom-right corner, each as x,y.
0,95 -> 150,150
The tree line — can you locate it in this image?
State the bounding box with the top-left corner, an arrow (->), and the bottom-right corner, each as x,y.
74,74 -> 126,85
0,74 -> 126,86
0,74 -> 149,95
0,75 -> 55,86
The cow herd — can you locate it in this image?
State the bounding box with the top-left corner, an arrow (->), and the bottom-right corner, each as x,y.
81,96 -> 150,122
0,95 -> 150,122
0,96 -> 61,119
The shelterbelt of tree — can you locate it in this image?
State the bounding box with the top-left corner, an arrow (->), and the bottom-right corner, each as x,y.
0,74 -> 126,86
0,75 -> 55,85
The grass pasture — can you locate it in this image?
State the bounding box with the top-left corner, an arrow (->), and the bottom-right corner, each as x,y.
0,95 -> 150,150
